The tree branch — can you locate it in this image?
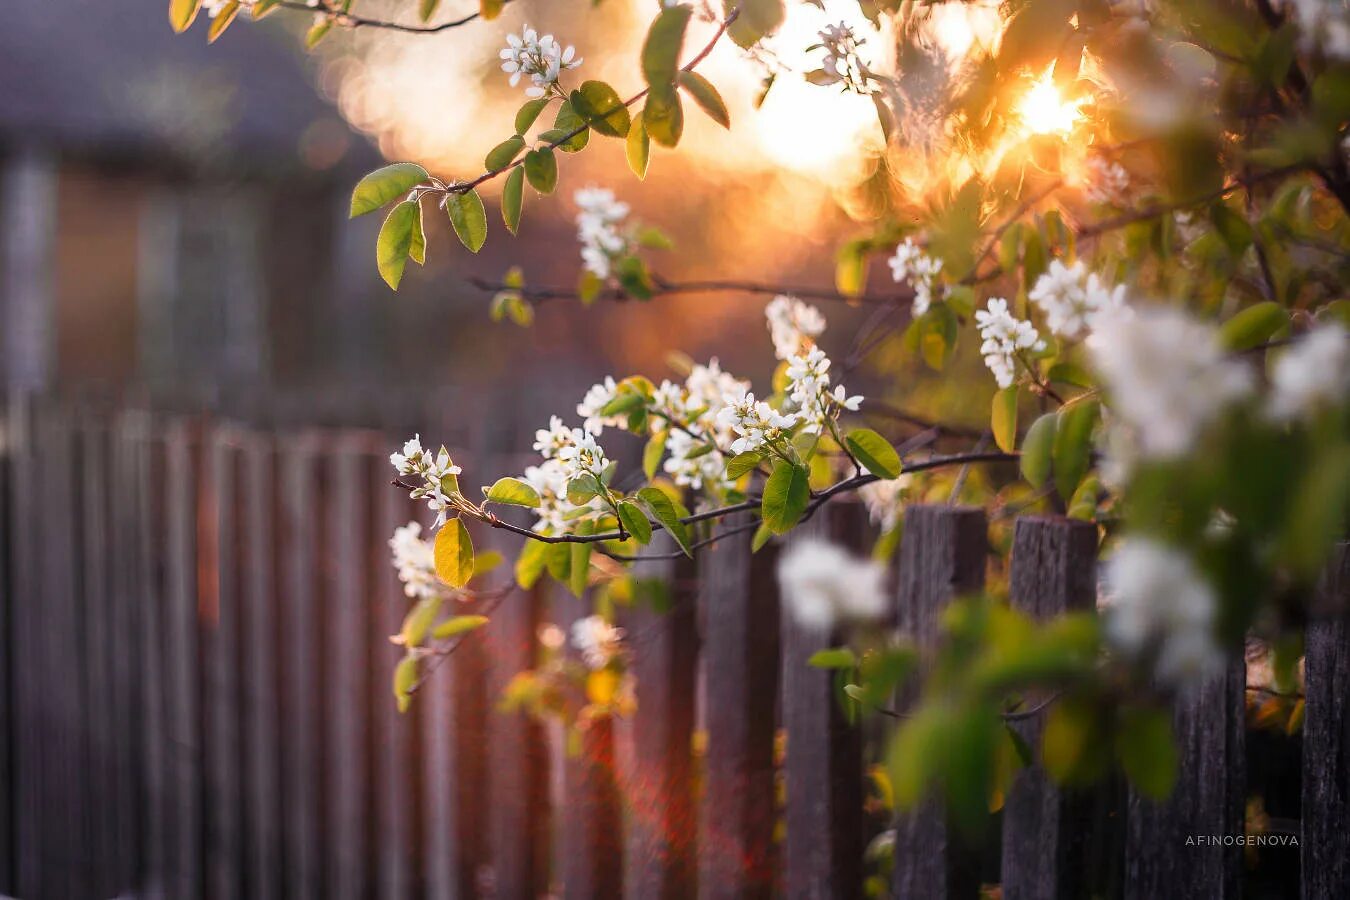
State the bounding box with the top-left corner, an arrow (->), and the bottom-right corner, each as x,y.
277,0 -> 510,34
465,274 -> 912,307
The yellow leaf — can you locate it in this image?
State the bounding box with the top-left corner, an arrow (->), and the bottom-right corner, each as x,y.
434,519 -> 475,588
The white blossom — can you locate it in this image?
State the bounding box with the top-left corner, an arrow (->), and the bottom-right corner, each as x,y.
887,238 -> 945,318
500,25 -> 582,98
1084,156 -> 1130,206
574,187 -> 630,279
521,458 -> 573,534
571,615 -> 624,669
663,429 -> 730,490
975,298 -> 1046,389
784,346 -> 862,434
577,376 -> 623,434
1088,305 -> 1253,460
390,434 -> 463,527
777,538 -> 887,632
859,475 -> 912,532
812,22 -> 872,93
203,0 -> 233,17
765,295 -> 827,360
1268,324 -> 1350,421
556,429 -> 611,480
716,391 -> 799,455
655,359 -> 750,491
1103,539 -> 1225,686
388,521 -> 444,601
1028,259 -> 1127,340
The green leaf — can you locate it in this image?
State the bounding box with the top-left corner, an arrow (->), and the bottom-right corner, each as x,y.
991,387 -> 1019,454
569,81 -> 631,138
723,451 -> 762,480
553,101 -> 591,153
1219,301 -> 1288,351
1117,706 -> 1177,800
1067,475 -> 1100,521
642,5 -> 692,86
485,135 -> 525,171
434,519 -> 475,589
569,541 -> 592,598
1053,400 -> 1099,502
762,460 -> 809,534
524,148 -> 558,194
502,167 -> 524,234
169,0 -> 200,33
626,111 -> 651,180
616,256 -> 655,299
432,614 -> 490,640
835,239 -> 868,297
393,654 -> 417,713
485,476 -> 541,508
617,500 -> 653,545
400,597 -> 441,648
473,550 -> 503,577
643,84 -> 684,148
515,538 -> 550,589
844,429 -> 902,480
637,487 -> 692,556
350,162 -> 429,217
1020,412 -> 1057,489
479,0 -> 504,19
808,647 -> 857,669
305,17 -> 332,49
677,71 -> 730,127
376,200 -> 420,290
515,97 -> 551,134
643,431 -> 667,480
446,190 -> 488,253
726,0 -> 785,47
567,473 -> 602,506
419,0 -> 439,22
408,200 -> 426,265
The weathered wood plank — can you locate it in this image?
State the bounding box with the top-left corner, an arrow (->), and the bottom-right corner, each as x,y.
890,504 -> 988,900
163,419 -> 204,900
1301,541 -> 1350,900
1124,661 -> 1245,899
1001,516 -> 1100,900
625,538 -> 699,900
699,518 -> 781,900
781,502 -> 868,900
205,428 -> 244,900
326,439 -> 372,900
239,430 -> 283,900
0,399 -> 13,896
552,584 -> 624,900
280,437 -> 324,900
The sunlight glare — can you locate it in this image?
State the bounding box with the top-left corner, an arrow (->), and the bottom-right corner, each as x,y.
1017,66 -> 1084,136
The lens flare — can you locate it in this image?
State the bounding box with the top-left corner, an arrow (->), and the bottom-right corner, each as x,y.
1017,66 -> 1083,136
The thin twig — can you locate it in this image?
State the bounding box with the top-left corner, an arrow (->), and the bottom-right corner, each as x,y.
277,0 -> 509,34
466,274 -> 911,307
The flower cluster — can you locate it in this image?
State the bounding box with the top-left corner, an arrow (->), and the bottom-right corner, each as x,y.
1088,305 -> 1253,461
577,375 -> 623,434
388,522 -> 444,601
777,537 -> 887,632
784,346 -> 862,434
500,25 -> 582,98
390,435 -> 463,526
1268,323 -> 1350,421
1084,156 -> 1130,206
859,475 -> 912,532
523,416 -> 608,533
571,615 -> 625,669
1027,259 -> 1127,340
811,23 -> 873,93
1103,539 -> 1224,686
887,238 -> 945,317
653,360 -> 750,490
574,187 -> 630,279
717,391 -> 799,455
765,294 -> 827,360
975,298 -> 1046,389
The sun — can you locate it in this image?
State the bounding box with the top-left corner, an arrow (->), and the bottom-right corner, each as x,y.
1016,66 -> 1084,136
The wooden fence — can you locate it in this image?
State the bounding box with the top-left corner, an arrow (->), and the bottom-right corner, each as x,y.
0,398 -> 1346,899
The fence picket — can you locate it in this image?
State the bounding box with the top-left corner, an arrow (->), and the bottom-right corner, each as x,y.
781,502 -> 868,900
890,504 -> 988,900
1123,663 -> 1245,898
626,538 -> 699,900
1001,516 -> 1103,899
1301,541 -> 1350,899
699,518 -> 781,900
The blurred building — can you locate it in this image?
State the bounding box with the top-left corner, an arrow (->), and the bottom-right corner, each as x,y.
0,0 -> 378,394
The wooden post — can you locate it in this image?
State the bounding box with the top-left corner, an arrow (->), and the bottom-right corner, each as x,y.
279,436 -> 323,899
1001,516 -> 1101,899
890,504 -> 988,900
205,428 -> 244,900
1124,664 -> 1245,898
1,149 -> 58,389
240,431 -> 283,900
699,517 -> 781,900
625,538 -> 699,900
326,439 -> 372,900
781,502 -> 868,900
1301,541 -> 1350,899
554,584 -> 624,900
